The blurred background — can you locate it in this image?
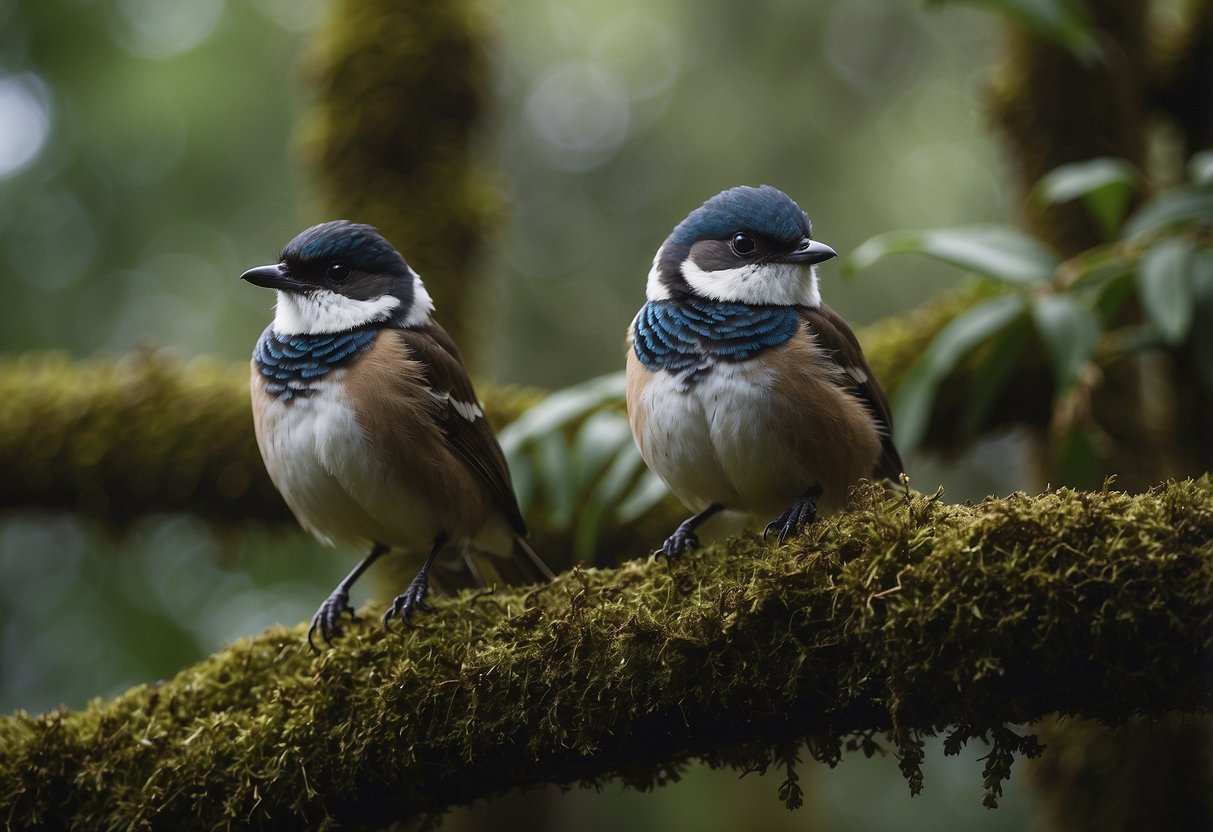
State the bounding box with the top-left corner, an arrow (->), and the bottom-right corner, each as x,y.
0,0 -> 1172,827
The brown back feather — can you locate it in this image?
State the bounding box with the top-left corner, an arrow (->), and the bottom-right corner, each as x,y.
800,304 -> 905,480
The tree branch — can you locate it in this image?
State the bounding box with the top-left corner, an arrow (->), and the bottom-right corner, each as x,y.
1,481 -> 1209,829
0,284 -> 1050,532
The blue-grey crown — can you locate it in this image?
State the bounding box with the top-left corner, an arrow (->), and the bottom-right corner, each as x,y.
282,220 -> 408,274
669,185 -> 810,245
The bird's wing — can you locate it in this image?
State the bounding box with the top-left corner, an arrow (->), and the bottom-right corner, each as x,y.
394,324 -> 528,537
800,304 -> 905,480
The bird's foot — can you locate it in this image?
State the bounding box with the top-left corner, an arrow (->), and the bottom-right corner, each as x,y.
654,524 -> 700,564
764,486 -> 823,545
383,572 -> 432,630
308,587 -> 356,652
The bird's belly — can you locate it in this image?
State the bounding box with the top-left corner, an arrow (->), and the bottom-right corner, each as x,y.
635,365 -> 809,515
253,379 -> 438,552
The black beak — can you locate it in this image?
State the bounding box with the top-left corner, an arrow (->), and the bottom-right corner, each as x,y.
240,263 -> 301,291
782,238 -> 837,266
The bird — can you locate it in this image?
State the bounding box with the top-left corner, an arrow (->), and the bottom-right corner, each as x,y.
625,185 -> 904,560
241,220 -> 552,650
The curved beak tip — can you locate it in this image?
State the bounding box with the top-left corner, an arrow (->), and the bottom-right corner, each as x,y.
780,238 -> 838,266
793,239 -> 837,265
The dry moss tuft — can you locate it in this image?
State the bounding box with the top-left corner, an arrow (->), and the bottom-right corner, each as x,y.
1,480 -> 1209,829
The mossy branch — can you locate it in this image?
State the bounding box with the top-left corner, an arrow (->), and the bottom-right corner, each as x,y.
2,480 -> 1210,829
0,284 -> 1049,530
0,349 -> 541,526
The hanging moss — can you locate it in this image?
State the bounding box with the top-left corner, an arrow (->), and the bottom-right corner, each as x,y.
0,480 -> 1209,830
299,0 -> 500,348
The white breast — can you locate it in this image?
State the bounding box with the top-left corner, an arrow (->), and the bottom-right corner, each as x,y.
633,363 -> 814,517
252,376 -> 438,553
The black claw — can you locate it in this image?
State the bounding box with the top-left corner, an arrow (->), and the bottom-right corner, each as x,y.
307,588 -> 356,652
383,572 -> 432,631
765,487 -> 822,545
654,526 -> 700,564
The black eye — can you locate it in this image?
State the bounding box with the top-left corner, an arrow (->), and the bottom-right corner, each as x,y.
731,232 -> 756,255
327,263 -> 351,282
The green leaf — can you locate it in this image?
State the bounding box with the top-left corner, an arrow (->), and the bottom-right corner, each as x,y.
1137,239 -> 1196,345
615,469 -> 669,523
1035,158 -> 1138,239
1123,186 -> 1213,239
1190,150 -> 1213,186
1190,251 -> 1213,392
1193,249 -> 1213,299
956,321 -> 1029,438
847,226 -> 1058,286
498,372 -> 626,457
931,0 -> 1101,64
1053,423 -> 1101,489
534,431 -> 577,527
1093,267 -> 1137,321
575,438 -> 648,560
570,410 -> 634,493
1030,293 -> 1100,393
892,293 -> 1028,452
509,444 -> 535,514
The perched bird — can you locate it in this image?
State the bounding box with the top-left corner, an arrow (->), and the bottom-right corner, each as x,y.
242,220 -> 552,650
626,185 -> 904,559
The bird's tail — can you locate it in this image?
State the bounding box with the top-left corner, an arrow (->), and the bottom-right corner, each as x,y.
433,535 -> 554,593
513,534 -> 556,581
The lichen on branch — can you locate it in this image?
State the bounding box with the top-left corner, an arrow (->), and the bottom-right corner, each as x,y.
1,480 -> 1209,830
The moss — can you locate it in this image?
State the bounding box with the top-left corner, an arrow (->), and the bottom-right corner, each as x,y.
1,479 -> 1210,829
0,350 -> 541,528
0,286 -> 1042,532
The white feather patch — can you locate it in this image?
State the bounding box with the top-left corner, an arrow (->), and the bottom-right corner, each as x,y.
451,399 -> 484,421
681,259 -> 821,307
845,365 -> 868,385
425,387 -> 484,421
254,377 -> 438,550
631,362 -> 814,516
402,270 -> 435,328
274,290 -> 400,335
644,247 -> 672,301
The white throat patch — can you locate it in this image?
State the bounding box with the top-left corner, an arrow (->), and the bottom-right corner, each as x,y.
680,258 -> 821,307
273,290 -> 401,335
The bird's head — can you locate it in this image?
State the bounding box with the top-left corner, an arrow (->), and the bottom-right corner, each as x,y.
240,220 -> 434,335
646,185 -> 836,307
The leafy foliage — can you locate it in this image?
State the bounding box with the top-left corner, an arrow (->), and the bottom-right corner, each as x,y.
848,153 -> 1213,485
498,372 -> 668,561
